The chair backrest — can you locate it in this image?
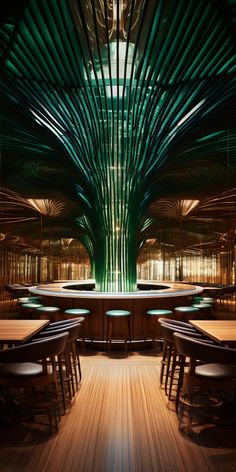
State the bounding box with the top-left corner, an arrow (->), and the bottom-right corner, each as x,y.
160,323 -> 202,344
158,318 -> 194,330
0,332 -> 69,363
174,332 -> 236,364
47,317 -> 85,329
36,322 -> 81,342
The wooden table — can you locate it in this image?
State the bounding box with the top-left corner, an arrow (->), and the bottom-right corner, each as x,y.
190,320 -> 236,345
0,319 -> 49,343
202,287 -> 222,296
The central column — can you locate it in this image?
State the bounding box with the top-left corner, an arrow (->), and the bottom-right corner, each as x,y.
93,169 -> 138,292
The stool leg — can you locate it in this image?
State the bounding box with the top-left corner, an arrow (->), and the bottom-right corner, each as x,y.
75,341 -> 82,381
57,354 -> 67,413
107,318 -> 113,355
160,340 -> 167,386
176,354 -> 185,413
128,317 -> 132,350
79,324 -> 86,354
153,318 -> 158,353
124,318 -> 130,357
89,316 -> 93,349
145,314 -> 151,348
165,343 -> 173,395
64,346 -> 74,398
168,347 -> 178,400
71,341 -> 79,390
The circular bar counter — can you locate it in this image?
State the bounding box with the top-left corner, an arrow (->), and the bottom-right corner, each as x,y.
29,280 -> 203,349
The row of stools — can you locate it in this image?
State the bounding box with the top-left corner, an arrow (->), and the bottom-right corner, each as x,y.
17,296 -> 215,356
17,298 -> 131,355
102,297 -> 214,356
145,296 -> 215,353
17,297 -> 91,352
35,317 -> 85,416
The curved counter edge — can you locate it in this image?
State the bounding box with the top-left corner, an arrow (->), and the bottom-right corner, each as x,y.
29,279 -> 203,299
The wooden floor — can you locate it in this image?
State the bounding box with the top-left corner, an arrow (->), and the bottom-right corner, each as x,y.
0,297 -> 235,472
0,349 -> 236,472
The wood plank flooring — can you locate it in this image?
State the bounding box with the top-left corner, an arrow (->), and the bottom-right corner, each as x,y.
0,351 -> 236,472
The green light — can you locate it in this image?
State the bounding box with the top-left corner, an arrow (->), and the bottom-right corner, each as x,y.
0,0 -> 235,291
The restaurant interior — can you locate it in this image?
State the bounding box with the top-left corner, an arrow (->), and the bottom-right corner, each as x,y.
0,0 -> 236,471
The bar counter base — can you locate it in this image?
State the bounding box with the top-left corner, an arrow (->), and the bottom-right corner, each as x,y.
30,280 -> 203,349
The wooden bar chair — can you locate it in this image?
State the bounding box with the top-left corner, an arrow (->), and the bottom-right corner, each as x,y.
174,332 -> 236,430
0,332 -> 69,434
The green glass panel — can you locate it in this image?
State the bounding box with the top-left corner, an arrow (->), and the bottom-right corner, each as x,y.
0,0 -> 235,291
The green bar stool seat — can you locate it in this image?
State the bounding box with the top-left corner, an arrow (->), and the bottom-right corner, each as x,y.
192,296 -> 204,304
175,306 -> 200,322
20,302 -> 44,319
146,309 -> 173,352
193,296 -> 214,304
65,308 -> 90,316
192,303 -> 213,319
35,306 -> 60,322
18,296 -> 41,305
202,297 -> 214,303
201,297 -> 216,317
65,308 -> 92,351
105,310 -> 131,357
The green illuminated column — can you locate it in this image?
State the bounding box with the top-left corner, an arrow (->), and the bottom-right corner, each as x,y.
1,1 -> 232,292
94,214 -> 138,292
77,38 -> 141,291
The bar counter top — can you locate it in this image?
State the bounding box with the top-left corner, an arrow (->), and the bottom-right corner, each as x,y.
29,280 -> 203,299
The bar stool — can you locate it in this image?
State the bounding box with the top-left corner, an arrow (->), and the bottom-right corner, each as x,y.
146,309 -> 173,352
175,306 -> 200,322
192,302 -> 213,319
159,323 -> 205,408
201,297 -> 216,317
32,322 -> 82,413
17,296 -> 41,305
20,302 -> 44,318
64,308 -> 91,352
192,296 -> 204,304
158,318 -> 198,388
105,310 -> 131,357
35,306 -> 60,322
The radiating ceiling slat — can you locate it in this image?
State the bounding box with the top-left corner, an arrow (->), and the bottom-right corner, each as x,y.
0,0 -> 235,291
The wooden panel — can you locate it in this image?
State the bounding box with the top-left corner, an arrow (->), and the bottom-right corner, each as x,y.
41,296 -> 104,341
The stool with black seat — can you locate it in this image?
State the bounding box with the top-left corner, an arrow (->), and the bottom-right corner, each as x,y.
159,322 -> 206,408
105,310 -> 131,357
34,322 -> 82,413
64,308 -> 91,352
146,309 -> 173,352
0,332 -> 68,434
45,318 -> 84,384
158,317 -> 198,387
174,332 -> 236,430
